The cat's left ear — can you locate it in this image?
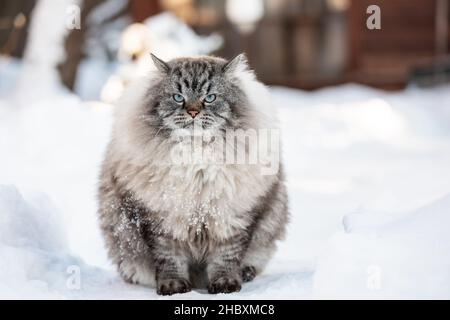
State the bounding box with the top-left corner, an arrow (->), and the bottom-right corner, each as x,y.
150,53 -> 170,74
222,53 -> 248,74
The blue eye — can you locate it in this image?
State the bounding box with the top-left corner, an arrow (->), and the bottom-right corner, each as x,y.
204,94 -> 216,103
173,94 -> 184,103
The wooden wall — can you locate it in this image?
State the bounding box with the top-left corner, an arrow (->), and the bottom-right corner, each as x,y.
348,0 -> 449,89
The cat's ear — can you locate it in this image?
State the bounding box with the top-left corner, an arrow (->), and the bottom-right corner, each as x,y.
222,53 -> 248,74
150,53 -> 170,74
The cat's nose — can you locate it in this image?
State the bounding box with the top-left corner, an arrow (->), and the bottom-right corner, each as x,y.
187,110 -> 199,118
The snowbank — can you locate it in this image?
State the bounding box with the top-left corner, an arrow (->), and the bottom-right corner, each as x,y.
314,193 -> 450,299
0,185 -> 77,298
274,84 -> 450,271
0,185 -> 158,299
0,96 -> 113,269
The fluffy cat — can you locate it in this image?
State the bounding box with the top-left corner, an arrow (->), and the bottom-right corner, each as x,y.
98,53 -> 289,295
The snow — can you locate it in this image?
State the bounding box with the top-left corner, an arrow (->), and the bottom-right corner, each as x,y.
314,193 -> 450,299
14,0 -> 76,101
1,1 -> 450,300
1,80 -> 450,299
0,185 -> 151,299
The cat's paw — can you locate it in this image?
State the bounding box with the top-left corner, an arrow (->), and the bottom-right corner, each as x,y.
208,275 -> 242,294
241,266 -> 256,282
157,278 -> 192,296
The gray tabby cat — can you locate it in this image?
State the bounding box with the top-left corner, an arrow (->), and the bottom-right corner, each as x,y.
97,53 -> 289,295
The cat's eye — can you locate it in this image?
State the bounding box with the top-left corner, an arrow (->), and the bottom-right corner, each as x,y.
173,94 -> 184,103
204,94 -> 216,103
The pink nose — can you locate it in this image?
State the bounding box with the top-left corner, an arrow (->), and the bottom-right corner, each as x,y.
187,110 -> 199,118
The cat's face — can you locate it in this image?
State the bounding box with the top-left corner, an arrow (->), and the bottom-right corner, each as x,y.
146,54 -> 249,138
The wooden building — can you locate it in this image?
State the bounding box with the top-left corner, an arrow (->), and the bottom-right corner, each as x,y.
3,0 -> 448,90
130,0 -> 450,90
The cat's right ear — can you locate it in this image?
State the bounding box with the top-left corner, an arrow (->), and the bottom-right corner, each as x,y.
150,53 -> 170,74
222,53 -> 248,74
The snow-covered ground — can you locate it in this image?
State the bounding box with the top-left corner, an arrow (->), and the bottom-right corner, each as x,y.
1,0 -> 450,300
1,78 -> 450,299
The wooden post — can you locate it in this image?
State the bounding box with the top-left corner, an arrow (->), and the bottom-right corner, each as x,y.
57,0 -> 106,91
0,0 -> 37,57
435,0 -> 448,56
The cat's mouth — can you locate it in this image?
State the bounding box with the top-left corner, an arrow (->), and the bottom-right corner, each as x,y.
178,117 -> 216,130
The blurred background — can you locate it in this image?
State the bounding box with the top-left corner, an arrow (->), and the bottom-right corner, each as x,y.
1,0 -> 450,101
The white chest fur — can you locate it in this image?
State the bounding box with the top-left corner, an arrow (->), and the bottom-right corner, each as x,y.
118,154 -> 273,242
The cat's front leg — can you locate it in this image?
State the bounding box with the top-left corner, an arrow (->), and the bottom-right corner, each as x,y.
153,236 -> 191,295
207,236 -> 247,294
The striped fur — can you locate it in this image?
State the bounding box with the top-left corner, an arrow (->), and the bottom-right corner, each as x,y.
98,54 -> 289,295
